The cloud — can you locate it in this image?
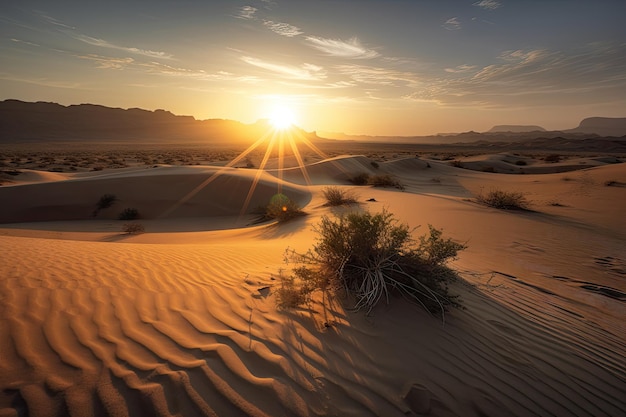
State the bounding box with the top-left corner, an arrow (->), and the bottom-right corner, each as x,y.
443,17 -> 462,31
473,0 -> 502,10
37,12 -> 76,30
406,43 -> 626,108
236,6 -> 257,20
79,54 -> 135,70
337,65 -> 420,88
445,64 -> 477,73
305,36 -> 379,59
71,34 -> 173,59
11,38 -> 40,47
0,72 -> 82,89
240,56 -> 327,80
263,20 -> 303,37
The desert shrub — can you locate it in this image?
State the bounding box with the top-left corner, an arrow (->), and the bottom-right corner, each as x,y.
280,209 -> 466,317
544,154 -> 561,163
370,161 -> 380,169
322,186 -> 358,206
476,189 -> 530,210
118,207 -> 140,220
122,223 -> 145,235
450,160 -> 463,168
92,193 -> 117,217
350,173 -> 370,185
264,194 -> 305,222
515,160 -> 527,166
369,174 -> 403,189
97,194 -> 117,210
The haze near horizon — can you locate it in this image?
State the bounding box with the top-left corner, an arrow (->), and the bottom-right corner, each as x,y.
1,0 -> 625,136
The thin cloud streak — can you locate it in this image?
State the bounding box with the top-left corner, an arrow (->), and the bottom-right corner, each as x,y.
240,56 -> 327,80
473,0 -> 502,10
305,36 -> 379,59
236,6 -> 257,20
443,17 -> 462,31
70,33 -> 173,59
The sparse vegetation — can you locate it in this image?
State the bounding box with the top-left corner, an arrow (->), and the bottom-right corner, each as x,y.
322,186 -> 358,206
370,161 -> 380,169
350,173 -> 370,185
122,223 -> 145,234
476,188 -> 530,210
278,209 -> 466,317
544,154 -> 561,163
369,174 -> 404,190
263,194 -> 305,222
450,160 -> 463,168
93,193 -> 117,217
118,207 -> 140,220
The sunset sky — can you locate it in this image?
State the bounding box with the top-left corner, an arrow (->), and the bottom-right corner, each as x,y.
1,0 -> 625,135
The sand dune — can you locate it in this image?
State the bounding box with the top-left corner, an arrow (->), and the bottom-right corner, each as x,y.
1,155 -> 625,416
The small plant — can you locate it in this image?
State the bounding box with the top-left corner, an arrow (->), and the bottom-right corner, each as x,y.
350,173 -> 370,185
322,186 -> 358,206
93,193 -> 117,217
369,174 -> 403,189
476,188 -> 530,210
123,223 -> 145,235
118,207 -> 140,220
370,161 -> 380,169
450,160 -> 463,168
544,154 -> 561,163
280,209 -> 466,317
264,194 -> 305,222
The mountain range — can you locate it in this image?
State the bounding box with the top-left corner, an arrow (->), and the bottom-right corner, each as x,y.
1,99 -> 625,145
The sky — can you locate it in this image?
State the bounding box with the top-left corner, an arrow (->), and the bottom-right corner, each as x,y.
1,0 -> 625,136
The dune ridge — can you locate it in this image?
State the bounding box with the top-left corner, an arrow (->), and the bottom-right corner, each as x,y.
1,154 -> 625,416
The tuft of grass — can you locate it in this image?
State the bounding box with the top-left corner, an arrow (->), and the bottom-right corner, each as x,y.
118,207 -> 140,220
369,174 -> 404,190
122,223 -> 145,235
350,173 -> 370,185
450,160 -> 463,168
92,193 -> 117,217
280,209 -> 466,318
476,188 -> 530,210
322,186 -> 358,206
264,194 -> 305,223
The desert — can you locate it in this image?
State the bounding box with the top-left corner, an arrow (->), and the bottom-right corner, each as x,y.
1,133 -> 625,416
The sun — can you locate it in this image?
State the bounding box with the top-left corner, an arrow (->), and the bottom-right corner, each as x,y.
268,105 -> 297,130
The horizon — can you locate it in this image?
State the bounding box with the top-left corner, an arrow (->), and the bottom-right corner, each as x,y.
1,0 -> 625,136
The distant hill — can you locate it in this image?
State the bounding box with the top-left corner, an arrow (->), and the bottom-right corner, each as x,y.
0,100 -> 315,145
566,117 -> 626,137
487,125 -> 546,133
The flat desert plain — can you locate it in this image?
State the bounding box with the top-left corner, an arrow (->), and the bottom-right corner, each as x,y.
1,149 -> 625,417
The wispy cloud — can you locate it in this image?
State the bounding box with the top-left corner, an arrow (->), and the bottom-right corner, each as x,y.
70,34 -> 173,59
337,65 -> 420,88
11,38 -> 40,47
406,43 -> 626,108
36,12 -> 76,30
445,64 -> 477,73
473,0 -> 502,10
236,6 -> 257,20
79,54 -> 135,70
240,56 -> 327,80
0,72 -> 82,89
443,17 -> 462,31
263,20 -> 303,37
305,36 -> 379,59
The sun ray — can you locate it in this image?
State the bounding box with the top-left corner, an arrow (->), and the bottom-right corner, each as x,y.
160,129 -> 274,218
239,131 -> 279,217
286,134 -> 312,187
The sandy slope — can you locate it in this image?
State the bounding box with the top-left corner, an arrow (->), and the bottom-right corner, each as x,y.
1,155 -> 625,417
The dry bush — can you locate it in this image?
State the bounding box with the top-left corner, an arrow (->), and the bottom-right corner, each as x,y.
350,173 -> 370,185
280,209 -> 466,318
264,194 -> 305,223
122,223 -> 145,235
322,186 -> 358,206
368,174 -> 403,189
476,189 -> 530,210
118,207 -> 140,220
